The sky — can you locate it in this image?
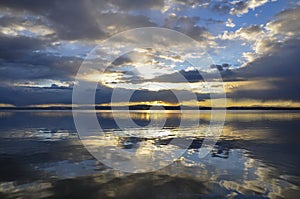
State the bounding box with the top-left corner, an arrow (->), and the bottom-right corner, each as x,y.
0,0 -> 300,107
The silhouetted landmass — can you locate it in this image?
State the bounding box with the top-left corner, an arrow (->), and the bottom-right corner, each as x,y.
1,105 -> 300,111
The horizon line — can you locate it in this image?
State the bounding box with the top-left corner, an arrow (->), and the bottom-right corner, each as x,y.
1,105 -> 300,111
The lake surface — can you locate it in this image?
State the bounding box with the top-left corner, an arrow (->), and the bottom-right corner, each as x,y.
0,110 -> 299,198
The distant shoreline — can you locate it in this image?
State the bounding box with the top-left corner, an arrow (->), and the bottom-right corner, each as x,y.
1,105 -> 300,111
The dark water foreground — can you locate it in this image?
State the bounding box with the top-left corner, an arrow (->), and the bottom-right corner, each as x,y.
0,110 -> 299,198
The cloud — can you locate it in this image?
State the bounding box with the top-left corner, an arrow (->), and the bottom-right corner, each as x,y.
230,0 -> 271,16
151,70 -> 203,83
219,5 -> 300,64
0,83 -> 202,106
210,64 -> 230,72
210,0 -> 272,16
265,6 -> 300,39
218,25 -> 266,64
0,86 -> 73,106
109,0 -> 163,10
161,0 -> 211,13
247,6 -> 300,59
225,18 -> 235,28
0,14 -> 55,38
219,6 -> 300,101
0,0 -> 299,107
227,78 -> 300,101
0,34 -> 83,84
204,18 -> 225,25
0,0 -> 106,40
210,1 -> 230,14
0,0 -> 159,40
237,38 -> 300,79
164,14 -> 218,48
95,13 -> 157,35
0,33 -> 50,60
0,1 -> 157,85
225,37 -> 300,101
220,25 -> 264,41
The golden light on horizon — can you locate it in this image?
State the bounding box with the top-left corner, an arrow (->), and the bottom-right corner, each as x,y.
197,99 -> 300,108
17,98 -> 300,108
99,99 -> 300,108
0,103 -> 15,107
98,100 -> 178,107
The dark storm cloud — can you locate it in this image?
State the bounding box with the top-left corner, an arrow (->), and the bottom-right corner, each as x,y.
0,86 -> 73,106
0,0 -> 299,106
0,0 -> 158,84
0,0 -> 106,40
227,38 -> 300,101
0,34 -> 47,61
0,0 -> 159,41
164,15 -> 211,42
0,83 -> 113,106
227,78 -> 300,101
151,70 -> 204,83
109,0 -> 163,10
1,55 -> 82,82
175,0 -> 209,7
0,0 -> 165,107
0,15 -> 21,27
129,89 -> 207,104
130,90 -> 179,104
222,5 -> 300,101
0,34 -> 83,82
210,64 -> 230,72
97,12 -> 157,33
0,34 -> 81,83
236,38 -> 300,79
0,84 -> 203,106
111,56 -> 132,66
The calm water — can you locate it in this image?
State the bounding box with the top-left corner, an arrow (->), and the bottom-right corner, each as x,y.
0,110 -> 299,198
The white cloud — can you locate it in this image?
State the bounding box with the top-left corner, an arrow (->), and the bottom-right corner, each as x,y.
242,51 -> 258,64
219,25 -> 265,41
230,0 -> 271,16
225,18 -> 236,28
107,81 -> 224,94
219,5 -> 300,66
265,6 -> 300,40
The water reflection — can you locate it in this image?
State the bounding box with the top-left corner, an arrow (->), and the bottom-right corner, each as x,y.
0,110 -> 299,198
